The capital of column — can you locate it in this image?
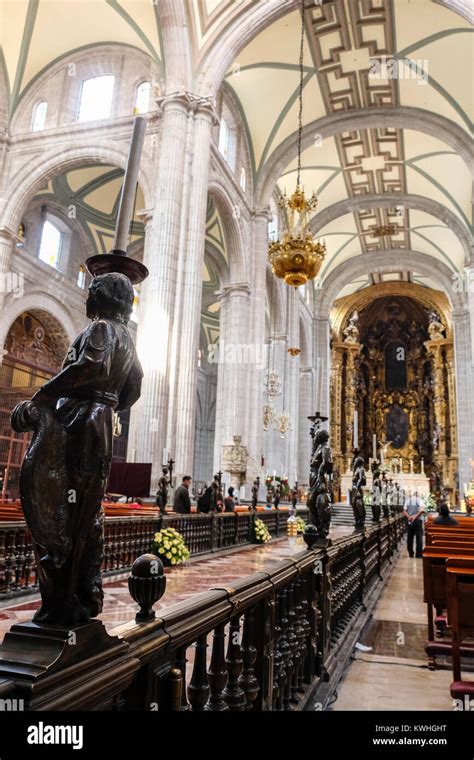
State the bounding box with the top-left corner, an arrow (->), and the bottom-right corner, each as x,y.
250,207 -> 272,223
156,91 -> 219,124
216,281 -> 251,302
136,208 -> 154,229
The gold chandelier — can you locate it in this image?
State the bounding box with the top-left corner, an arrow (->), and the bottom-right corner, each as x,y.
267,0 -> 326,288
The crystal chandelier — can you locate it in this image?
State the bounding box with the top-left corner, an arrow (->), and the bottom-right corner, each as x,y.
262,404 -> 275,432
264,369 -> 282,400
267,0 -> 326,288
274,412 -> 292,439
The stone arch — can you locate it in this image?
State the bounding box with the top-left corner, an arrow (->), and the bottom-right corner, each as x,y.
310,193 -> 471,265
0,294 -> 78,361
257,107 -> 473,206
207,181 -> 248,284
314,250 -> 468,320
2,144 -> 154,235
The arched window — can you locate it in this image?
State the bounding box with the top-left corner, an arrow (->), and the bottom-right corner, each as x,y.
218,114 -> 237,170
135,81 -> 150,114
240,166 -> 246,192
77,265 -> 86,289
78,75 -> 115,121
31,101 -> 47,132
38,220 -> 62,270
268,199 -> 279,241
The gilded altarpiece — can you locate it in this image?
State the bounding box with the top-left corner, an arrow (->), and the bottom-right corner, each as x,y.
329,286 -> 457,494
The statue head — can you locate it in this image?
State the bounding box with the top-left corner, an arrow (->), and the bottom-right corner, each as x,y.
86,272 -> 135,323
314,429 -> 329,447
354,456 -> 364,468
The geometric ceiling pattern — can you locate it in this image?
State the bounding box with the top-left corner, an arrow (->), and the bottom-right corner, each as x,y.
226,0 -> 472,295
31,165 -> 145,256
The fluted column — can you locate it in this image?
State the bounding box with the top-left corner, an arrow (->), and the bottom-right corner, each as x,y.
129,93 -> 217,488
452,309 -> 474,491
313,317 -> 331,422
298,367 -> 313,484
245,210 -> 270,480
213,283 -> 251,473
263,334 -> 288,476
285,289 -> 300,484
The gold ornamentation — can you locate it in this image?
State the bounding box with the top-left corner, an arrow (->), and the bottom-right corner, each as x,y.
287,347 -> 301,357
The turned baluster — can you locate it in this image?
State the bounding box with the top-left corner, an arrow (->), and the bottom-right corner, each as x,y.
175,646 -> 190,711
272,604 -> 283,710
15,529 -> 26,590
223,616 -> 246,711
205,622 -> 228,711
187,634 -> 209,711
0,531 -> 6,595
116,523 -> 124,569
296,576 -> 310,689
291,581 -> 306,698
3,532 -> 14,596
108,524 -> 117,570
276,588 -> 290,710
280,588 -> 294,711
286,585 -> 301,703
239,606 -> 259,710
23,530 -> 34,589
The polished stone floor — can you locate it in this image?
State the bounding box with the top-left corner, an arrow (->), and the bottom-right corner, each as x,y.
0,526 -> 352,640
329,553 -> 470,711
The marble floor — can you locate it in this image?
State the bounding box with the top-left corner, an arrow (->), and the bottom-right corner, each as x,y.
0,526 -> 352,641
329,552 -> 471,711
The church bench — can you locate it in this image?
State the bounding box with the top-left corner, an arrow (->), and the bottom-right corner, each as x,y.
425,526 -> 474,546
423,547 -> 474,642
446,558 -> 474,689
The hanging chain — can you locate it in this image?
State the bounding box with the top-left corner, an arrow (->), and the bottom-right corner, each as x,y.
296,0 -> 306,187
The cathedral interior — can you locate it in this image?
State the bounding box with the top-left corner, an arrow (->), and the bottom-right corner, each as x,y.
0,0 -> 472,743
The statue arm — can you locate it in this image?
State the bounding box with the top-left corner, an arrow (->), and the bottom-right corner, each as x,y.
117,356 -> 143,411
32,322 -> 110,401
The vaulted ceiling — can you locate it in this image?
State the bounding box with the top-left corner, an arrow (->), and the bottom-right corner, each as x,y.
226,0 -> 472,294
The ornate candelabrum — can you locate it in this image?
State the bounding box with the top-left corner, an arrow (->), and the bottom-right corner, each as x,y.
304,412 -> 332,548
221,435 -> 248,491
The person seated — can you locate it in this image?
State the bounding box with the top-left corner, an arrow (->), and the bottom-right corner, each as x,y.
433,502 -> 459,526
224,487 -> 235,512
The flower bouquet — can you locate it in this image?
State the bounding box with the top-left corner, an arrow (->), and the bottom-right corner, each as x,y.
295,516 -> 306,534
253,518 -> 271,544
422,492 -> 437,513
151,527 -> 190,566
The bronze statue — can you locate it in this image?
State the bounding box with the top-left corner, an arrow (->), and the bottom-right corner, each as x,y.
351,456 -> 366,531
156,466 -> 169,516
307,427 -> 332,539
11,272 -> 143,626
371,467 -> 382,522
251,478 -> 259,510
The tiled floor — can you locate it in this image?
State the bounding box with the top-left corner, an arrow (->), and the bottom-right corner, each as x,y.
0,526 -> 352,641
329,554 -> 471,711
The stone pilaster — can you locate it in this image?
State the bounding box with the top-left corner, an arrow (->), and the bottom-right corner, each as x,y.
452,309 -> 474,491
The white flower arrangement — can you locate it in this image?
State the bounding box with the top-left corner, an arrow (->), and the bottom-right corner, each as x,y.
253,518 -> 271,544
152,527 -> 190,565
422,493 -> 437,512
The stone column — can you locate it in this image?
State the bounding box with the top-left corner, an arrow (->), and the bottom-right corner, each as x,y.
313,316 -> 331,421
0,228 -> 17,311
452,309 -> 474,491
263,334 -> 287,476
445,343 -> 458,488
298,367 -> 313,484
213,282 -> 251,473
285,288 -> 300,484
244,209 -> 270,480
128,92 -> 217,489
330,345 -> 344,471
165,97 -> 218,483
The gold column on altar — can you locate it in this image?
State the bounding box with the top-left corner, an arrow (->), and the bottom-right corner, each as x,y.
424,338 -> 447,465
330,347 -> 344,465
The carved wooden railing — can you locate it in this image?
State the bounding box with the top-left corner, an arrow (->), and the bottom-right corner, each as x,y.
0,510 -> 308,599
94,515 -> 406,712
0,515 -> 405,710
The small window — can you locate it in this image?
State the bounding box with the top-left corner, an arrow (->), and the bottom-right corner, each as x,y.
135,81 -> 150,114
268,214 -> 278,241
78,75 -> 115,122
218,117 -> 230,161
77,265 -> 86,289
240,167 -> 246,192
32,101 -> 47,132
38,220 -> 62,270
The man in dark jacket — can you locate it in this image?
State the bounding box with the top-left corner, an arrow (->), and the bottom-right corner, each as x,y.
173,476 -> 192,514
433,503 -> 459,526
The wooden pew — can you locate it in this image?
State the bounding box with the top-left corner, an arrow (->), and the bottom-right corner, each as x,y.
446,558 -> 474,699
423,546 -> 474,642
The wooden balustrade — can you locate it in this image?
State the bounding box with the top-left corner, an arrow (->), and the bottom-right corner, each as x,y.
0,509 -> 308,599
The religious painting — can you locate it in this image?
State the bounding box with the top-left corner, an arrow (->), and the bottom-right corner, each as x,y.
384,340 -> 407,391
385,404 -> 408,449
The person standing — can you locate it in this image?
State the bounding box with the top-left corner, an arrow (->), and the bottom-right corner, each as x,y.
173,475 -> 192,514
224,487 -> 236,512
403,490 -> 425,557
